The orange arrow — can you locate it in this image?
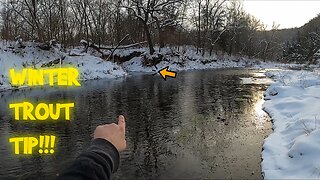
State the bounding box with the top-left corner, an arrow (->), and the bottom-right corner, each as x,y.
158,66 -> 177,80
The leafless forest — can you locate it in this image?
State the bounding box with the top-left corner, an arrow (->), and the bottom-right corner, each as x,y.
1,0 -> 319,62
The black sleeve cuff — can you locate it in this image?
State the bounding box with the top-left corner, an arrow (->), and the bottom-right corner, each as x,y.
88,138 -> 120,173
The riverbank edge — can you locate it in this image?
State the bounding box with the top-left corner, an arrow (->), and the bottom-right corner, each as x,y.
261,69 -> 320,179
0,64 -> 305,93
1,41 -> 309,92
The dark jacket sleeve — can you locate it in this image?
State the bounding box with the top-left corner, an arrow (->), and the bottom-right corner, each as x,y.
57,138 -> 120,180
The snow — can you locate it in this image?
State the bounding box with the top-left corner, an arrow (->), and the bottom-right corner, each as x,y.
122,47 -> 303,73
262,69 -> 320,179
0,41 -> 306,92
241,77 -> 274,85
80,39 -> 88,44
65,55 -> 125,80
2,40 -> 320,178
0,41 -> 126,91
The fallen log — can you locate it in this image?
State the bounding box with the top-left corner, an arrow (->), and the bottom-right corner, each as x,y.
41,56 -> 66,67
80,40 -> 147,51
107,34 -> 130,61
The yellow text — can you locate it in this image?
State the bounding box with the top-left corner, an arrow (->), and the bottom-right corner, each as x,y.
10,68 -> 81,86
9,135 -> 56,155
9,102 -> 74,120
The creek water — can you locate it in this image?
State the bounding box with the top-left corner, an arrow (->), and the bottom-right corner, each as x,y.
0,69 -> 272,179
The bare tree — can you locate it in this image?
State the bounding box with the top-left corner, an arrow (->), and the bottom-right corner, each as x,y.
122,0 -> 181,54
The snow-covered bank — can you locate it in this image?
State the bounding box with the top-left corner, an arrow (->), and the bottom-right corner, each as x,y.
262,69 -> 320,179
121,47 -> 303,72
0,41 -> 305,92
0,41 -> 126,91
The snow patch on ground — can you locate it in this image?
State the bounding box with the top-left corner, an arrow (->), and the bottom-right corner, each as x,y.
122,47 -> 304,73
0,42 -> 308,92
262,69 -> 320,179
0,41 -> 126,91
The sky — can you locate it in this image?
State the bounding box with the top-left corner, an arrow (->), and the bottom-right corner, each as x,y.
242,0 -> 320,30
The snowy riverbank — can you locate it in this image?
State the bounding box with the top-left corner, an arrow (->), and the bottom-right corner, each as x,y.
121,47 -> 303,72
0,41 -> 127,91
262,69 -> 320,179
0,41 -> 306,92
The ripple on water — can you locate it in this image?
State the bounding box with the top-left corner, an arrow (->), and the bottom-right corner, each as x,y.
0,69 -> 272,179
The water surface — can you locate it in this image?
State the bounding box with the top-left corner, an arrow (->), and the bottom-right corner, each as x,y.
0,69 -> 271,179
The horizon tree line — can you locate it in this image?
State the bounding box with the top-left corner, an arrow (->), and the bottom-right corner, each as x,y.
0,0 -> 319,63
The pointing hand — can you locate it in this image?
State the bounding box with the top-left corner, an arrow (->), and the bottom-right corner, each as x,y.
94,115 -> 126,152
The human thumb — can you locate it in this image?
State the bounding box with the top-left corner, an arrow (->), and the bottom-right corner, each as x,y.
118,115 -> 126,135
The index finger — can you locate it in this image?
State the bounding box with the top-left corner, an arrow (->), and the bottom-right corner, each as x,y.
118,115 -> 126,135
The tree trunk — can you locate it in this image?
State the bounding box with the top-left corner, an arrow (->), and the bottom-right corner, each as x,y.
158,28 -> 165,51
197,1 -> 201,54
156,19 -> 164,50
143,23 -> 155,55
151,15 -> 164,52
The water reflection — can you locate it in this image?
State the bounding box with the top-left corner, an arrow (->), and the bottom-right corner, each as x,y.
0,69 -> 271,179
254,98 -> 269,128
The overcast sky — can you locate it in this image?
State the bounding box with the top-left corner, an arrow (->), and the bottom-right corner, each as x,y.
242,0 -> 320,30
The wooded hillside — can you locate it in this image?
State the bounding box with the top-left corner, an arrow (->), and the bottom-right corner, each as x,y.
0,0 -> 319,63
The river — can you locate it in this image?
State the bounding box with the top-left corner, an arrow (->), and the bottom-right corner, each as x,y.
0,69 -> 271,179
